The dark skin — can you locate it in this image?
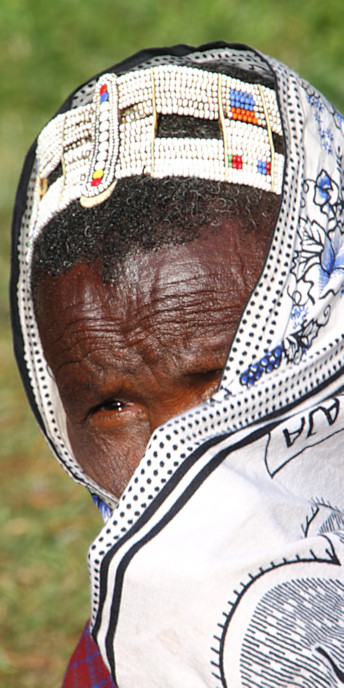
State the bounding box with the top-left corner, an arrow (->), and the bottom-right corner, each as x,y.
35,220 -> 270,499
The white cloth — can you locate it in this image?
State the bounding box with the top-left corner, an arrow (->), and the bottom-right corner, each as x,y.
89,50 -> 344,687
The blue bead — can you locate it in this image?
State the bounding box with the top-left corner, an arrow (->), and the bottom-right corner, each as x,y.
258,160 -> 267,175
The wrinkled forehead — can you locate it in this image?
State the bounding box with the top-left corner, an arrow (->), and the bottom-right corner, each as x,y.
33,222 -> 273,403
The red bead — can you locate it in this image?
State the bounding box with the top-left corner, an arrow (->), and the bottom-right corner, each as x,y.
99,84 -> 108,95
91,177 -> 102,187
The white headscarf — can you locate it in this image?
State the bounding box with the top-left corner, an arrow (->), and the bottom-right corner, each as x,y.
11,43 -> 344,686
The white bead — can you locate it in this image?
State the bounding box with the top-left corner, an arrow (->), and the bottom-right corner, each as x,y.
96,151 -> 107,165
99,141 -> 109,152
99,121 -> 110,133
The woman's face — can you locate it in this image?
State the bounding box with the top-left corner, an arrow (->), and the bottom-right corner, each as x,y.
35,221 -> 270,498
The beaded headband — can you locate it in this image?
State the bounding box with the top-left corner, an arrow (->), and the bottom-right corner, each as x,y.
28,64 -> 284,257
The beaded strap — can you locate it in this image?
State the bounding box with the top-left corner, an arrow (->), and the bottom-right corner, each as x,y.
80,65 -> 283,206
27,64 -> 284,258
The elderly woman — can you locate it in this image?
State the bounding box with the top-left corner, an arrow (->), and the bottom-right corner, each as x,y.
11,42 -> 344,687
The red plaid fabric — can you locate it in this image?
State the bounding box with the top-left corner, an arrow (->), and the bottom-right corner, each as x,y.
62,621 -> 116,688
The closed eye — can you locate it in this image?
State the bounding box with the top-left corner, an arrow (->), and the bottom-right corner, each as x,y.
187,368 -> 224,387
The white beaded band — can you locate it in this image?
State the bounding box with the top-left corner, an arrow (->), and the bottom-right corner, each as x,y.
26,64 -> 284,261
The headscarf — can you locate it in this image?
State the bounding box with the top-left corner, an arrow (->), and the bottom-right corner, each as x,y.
11,42 -> 344,687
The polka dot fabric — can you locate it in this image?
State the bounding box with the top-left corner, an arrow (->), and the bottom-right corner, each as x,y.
11,43 -> 344,687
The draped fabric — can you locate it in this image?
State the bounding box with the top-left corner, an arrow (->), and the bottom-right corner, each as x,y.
11,43 -> 344,687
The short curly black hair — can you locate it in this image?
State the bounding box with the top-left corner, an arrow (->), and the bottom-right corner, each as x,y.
31,175 -> 280,290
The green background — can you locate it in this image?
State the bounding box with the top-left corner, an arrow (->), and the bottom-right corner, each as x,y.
1,1 -> 343,686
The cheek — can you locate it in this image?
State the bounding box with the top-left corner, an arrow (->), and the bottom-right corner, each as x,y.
66,418 -> 151,499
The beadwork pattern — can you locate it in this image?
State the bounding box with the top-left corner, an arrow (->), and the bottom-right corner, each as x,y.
29,64 -> 284,256
80,66 -> 283,206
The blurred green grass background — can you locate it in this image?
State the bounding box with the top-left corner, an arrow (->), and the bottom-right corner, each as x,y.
1,1 -> 344,686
